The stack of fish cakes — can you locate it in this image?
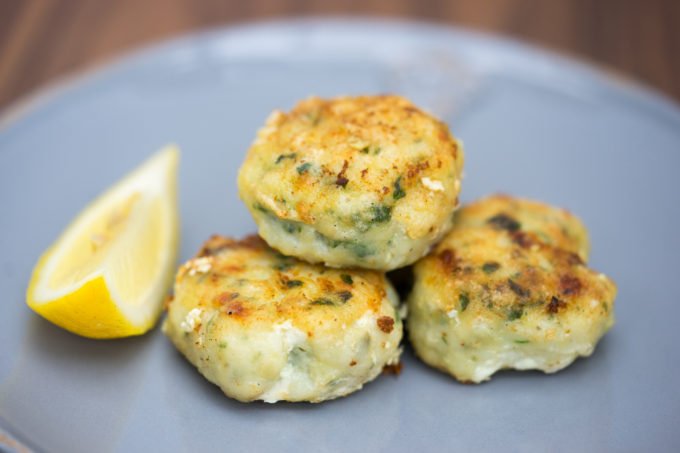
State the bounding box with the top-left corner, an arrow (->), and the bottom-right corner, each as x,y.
163,95 -> 616,403
164,95 -> 465,402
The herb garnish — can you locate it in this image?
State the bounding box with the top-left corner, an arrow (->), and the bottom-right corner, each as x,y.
487,213 -> 521,232
296,162 -> 312,174
274,261 -> 293,271
393,176 -> 406,200
310,291 -> 353,306
359,145 -> 381,155
459,293 -> 470,312
370,204 -> 392,223
315,232 -> 374,258
508,279 -> 530,298
337,291 -> 353,302
482,262 -> 500,274
286,280 -> 303,288
341,274 -> 354,285
311,298 -> 335,306
507,308 -> 524,321
275,153 -> 297,164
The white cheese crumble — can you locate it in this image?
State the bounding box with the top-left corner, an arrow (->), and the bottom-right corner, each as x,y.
187,257 -> 212,276
354,313 -> 375,329
180,308 -> 203,332
421,177 -> 444,192
260,321 -> 310,403
274,320 -> 307,348
447,309 -> 460,325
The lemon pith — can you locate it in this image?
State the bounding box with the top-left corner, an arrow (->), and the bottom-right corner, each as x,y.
26,146 -> 180,339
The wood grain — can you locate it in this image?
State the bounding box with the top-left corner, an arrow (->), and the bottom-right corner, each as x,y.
1,0 -> 679,111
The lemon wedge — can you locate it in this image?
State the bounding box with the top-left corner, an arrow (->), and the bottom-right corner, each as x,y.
26,146 -> 180,339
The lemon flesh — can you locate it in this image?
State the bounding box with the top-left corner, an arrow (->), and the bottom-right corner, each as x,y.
26,146 -> 180,339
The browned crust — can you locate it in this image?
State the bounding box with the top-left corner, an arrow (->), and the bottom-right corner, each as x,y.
382,362 -> 403,375
197,234 -> 266,257
377,316 -> 395,333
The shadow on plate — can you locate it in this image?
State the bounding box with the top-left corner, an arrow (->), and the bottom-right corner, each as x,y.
22,311 -> 156,365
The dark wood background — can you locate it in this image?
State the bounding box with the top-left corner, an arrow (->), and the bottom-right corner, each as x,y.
1,0 -> 679,112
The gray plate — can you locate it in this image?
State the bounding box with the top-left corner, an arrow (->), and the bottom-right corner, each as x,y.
1,19 -> 679,452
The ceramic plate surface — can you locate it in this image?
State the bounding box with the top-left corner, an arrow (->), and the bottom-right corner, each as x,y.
1,19 -> 679,452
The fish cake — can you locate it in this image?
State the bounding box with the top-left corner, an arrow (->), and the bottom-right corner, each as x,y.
163,235 -> 402,403
407,195 -> 616,383
237,95 -> 464,270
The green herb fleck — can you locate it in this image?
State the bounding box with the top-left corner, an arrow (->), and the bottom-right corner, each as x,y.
349,204 -> 392,232
311,298 -> 335,306
359,145 -> 381,155
508,279 -> 530,298
275,153 -> 297,164
459,293 -> 470,312
337,291 -> 353,303
514,339 -> 529,344
274,261 -> 293,271
296,162 -> 312,174
507,308 -> 524,321
341,274 -> 354,285
352,242 -> 373,258
487,213 -> 521,232
315,232 -> 374,258
253,203 -> 269,213
482,262 -> 500,274
393,176 -> 406,200
218,341 -> 227,349
286,280 -> 303,288
279,219 -> 302,234
315,232 -> 343,248
370,204 -> 392,223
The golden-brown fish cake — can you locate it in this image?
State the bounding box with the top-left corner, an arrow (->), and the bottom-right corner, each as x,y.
163,235 -> 402,403
237,95 -> 464,270
407,196 -> 616,383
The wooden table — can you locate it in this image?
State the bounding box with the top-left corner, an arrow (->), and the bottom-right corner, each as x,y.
1,0 -> 679,111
